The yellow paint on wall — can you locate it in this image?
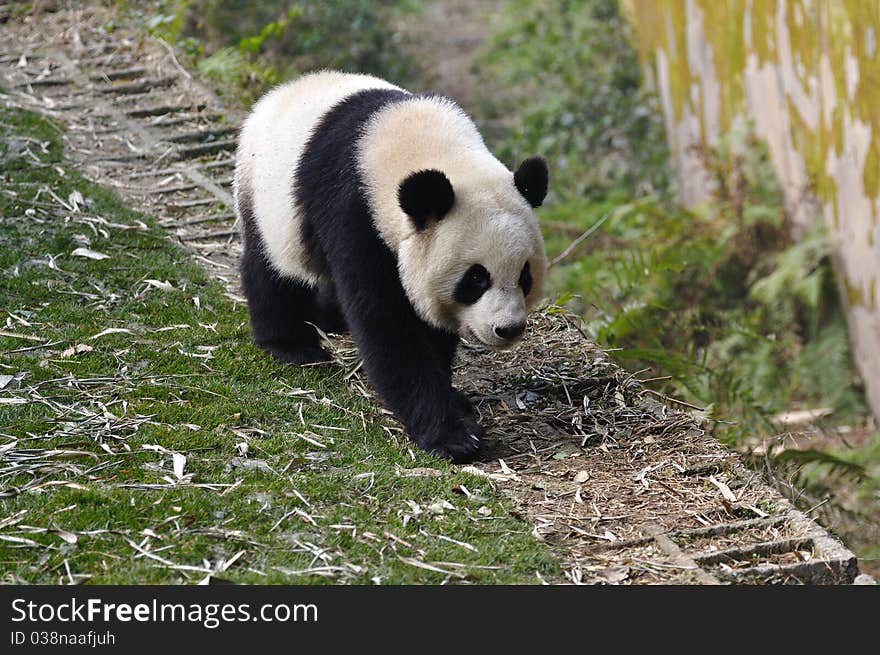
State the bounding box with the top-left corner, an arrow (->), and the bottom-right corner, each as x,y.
625,0 -> 879,212
623,0 -> 880,419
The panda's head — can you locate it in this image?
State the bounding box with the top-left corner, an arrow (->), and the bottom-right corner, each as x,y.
396,156 -> 549,349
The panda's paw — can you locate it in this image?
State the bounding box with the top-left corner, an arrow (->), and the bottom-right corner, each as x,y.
451,389 -> 478,418
424,415 -> 484,464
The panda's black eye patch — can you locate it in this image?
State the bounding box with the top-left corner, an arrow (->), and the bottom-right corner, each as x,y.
454,264 -> 491,305
519,261 -> 533,296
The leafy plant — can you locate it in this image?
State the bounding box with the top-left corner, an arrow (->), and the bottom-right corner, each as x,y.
476,0 -> 864,444
475,0 -> 668,199
545,125 -> 863,442
128,1 -> 421,103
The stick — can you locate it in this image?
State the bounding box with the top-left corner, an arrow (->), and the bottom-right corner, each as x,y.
549,210 -> 613,267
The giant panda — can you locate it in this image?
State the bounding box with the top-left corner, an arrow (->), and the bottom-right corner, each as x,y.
233,71 -> 549,463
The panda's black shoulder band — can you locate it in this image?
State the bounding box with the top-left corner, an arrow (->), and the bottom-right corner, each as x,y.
514,156 -> 549,208
398,169 -> 455,231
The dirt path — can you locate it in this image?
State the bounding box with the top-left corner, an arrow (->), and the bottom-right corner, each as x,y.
401,0 -> 503,110
1,3 -> 873,584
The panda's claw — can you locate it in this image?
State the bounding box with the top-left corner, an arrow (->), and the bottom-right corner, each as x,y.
427,437 -> 480,464
421,411 -> 485,464
451,389 -> 478,418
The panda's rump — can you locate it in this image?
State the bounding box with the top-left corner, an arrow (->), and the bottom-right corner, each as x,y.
233,72 -> 402,285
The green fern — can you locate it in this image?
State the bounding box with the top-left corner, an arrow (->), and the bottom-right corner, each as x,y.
773,449 -> 867,482
533,120 -> 863,442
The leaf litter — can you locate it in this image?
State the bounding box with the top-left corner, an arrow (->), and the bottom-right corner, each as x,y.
321,310 -> 803,583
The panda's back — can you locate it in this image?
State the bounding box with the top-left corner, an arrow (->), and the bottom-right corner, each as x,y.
234,71 -> 404,285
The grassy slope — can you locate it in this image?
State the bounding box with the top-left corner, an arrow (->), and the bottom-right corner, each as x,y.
0,106 -> 558,584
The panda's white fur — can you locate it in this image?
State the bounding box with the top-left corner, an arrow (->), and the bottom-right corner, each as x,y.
235,72 -> 401,287
234,71 -> 549,462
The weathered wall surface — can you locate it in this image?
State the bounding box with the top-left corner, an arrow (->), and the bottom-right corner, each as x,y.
624,0 -> 880,421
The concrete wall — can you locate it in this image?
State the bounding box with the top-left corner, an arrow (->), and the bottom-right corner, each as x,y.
624,0 -> 880,421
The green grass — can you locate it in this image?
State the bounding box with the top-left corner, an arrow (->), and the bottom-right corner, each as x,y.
0,106 -> 559,584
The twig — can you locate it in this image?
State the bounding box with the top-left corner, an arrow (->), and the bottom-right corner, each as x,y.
642,388 -> 706,412
549,210 -> 613,267
154,37 -> 192,81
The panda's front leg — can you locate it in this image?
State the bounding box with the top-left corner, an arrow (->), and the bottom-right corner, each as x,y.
340,302 -> 484,463
437,336 -> 482,422
368,325 -> 482,462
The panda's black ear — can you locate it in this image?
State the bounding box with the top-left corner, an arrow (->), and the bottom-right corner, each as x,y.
398,169 -> 455,230
514,156 -> 548,208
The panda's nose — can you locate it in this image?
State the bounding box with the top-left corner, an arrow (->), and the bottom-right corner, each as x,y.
494,321 -> 526,340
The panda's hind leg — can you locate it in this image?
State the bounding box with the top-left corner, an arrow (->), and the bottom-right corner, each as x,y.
240,242 -> 331,366
314,280 -> 348,334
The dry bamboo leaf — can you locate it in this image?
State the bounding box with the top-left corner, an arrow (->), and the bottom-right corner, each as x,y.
433,533 -> 478,552
226,457 -> 273,473
459,465 -> 490,478
746,504 -> 769,518
90,327 -> 133,340
68,190 -> 84,211
297,432 -> 328,449
60,343 -> 93,357
172,452 -> 187,480
398,557 -> 463,578
0,330 -> 41,342
144,278 -> 175,292
772,407 -> 832,425
398,467 -> 443,478
427,500 -> 455,514
599,566 -> 629,584
71,247 -> 110,260
0,535 -> 41,547
708,475 -> 737,503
